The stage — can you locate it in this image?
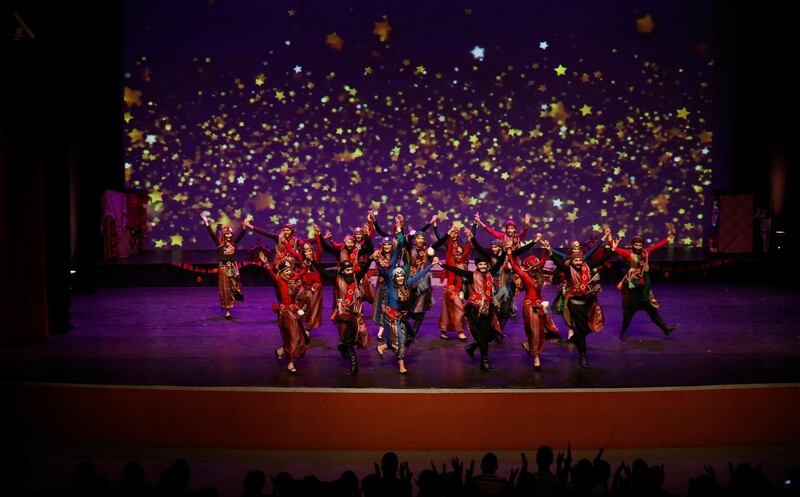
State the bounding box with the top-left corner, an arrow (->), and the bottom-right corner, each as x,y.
2,278 -> 799,452
2,283 -> 797,388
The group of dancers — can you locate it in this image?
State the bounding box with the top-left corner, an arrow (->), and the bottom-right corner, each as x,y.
201,210 -> 678,375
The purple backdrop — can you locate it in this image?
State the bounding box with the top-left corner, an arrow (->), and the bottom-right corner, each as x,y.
122,0 -> 714,249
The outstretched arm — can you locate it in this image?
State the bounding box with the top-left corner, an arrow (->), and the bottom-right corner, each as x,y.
589,239 -> 619,269
441,263 -> 473,280
646,236 -> 672,255
320,235 -> 340,256
249,224 -> 279,242
471,234 -> 492,258
310,260 -> 337,283
408,257 -> 438,286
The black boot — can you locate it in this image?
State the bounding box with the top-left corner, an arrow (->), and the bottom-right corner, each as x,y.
579,353 -> 589,369
347,348 -> 359,376
654,315 -> 678,336
480,359 -> 495,372
336,343 -> 348,360
619,329 -> 630,342
465,343 -> 477,360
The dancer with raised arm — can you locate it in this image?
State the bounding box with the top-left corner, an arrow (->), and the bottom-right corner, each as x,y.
613,225 -> 678,341
441,253 -> 507,372
282,224 -> 324,333
549,237 -> 619,368
507,242 -> 559,370
551,226 -> 613,341
244,219 -> 307,267
438,225 -> 472,340
261,253 -> 307,375
311,259 -> 372,376
376,232 -> 440,374
201,213 -> 246,319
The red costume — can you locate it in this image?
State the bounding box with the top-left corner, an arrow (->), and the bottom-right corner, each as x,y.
438,236 -> 471,334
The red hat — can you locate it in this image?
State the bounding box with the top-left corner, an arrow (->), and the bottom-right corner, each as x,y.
523,255 -> 540,270
504,219 -> 517,228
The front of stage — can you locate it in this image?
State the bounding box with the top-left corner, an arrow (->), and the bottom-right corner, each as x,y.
3,280 -> 799,454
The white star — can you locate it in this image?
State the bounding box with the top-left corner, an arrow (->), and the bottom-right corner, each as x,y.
701,147 -> 709,155
237,176 -> 246,184
145,134 -> 157,144
539,41 -> 548,50
553,198 -> 563,208
470,46 -> 485,61
293,65 -> 302,73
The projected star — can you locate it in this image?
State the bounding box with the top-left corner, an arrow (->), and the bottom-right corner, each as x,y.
145,134 -> 157,145
677,107 -> 690,119
373,20 -> 392,42
170,234 -> 183,247
553,198 -> 563,208
293,65 -> 302,73
554,65 -> 567,76
539,41 -> 548,50
470,46 -> 485,61
123,87 -> 142,107
326,33 -> 344,51
579,105 -> 592,116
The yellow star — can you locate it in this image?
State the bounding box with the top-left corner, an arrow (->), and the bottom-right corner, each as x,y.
415,65 -> 427,75
373,20 -> 392,42
566,208 -> 579,222
364,66 -> 373,75
593,70 -> 603,79
275,90 -> 285,101
326,33 -> 344,51
127,128 -> 143,145
154,240 -> 166,248
579,104 -> 592,116
677,107 -> 689,119
149,190 -> 163,203
170,234 -> 183,247
123,87 -> 142,107
554,65 -> 567,76
255,74 -> 265,86
123,112 -> 133,123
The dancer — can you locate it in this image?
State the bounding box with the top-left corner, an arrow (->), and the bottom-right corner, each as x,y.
311,259 -> 371,376
282,225 -> 324,332
507,242 -> 559,370
376,232 -> 440,374
438,225 -> 472,340
261,254 -> 307,375
441,253 -> 507,372
613,226 -> 678,341
244,219 -> 306,266
549,237 -> 619,368
201,213 -> 246,319
551,226 -> 613,341
371,235 -> 397,342
322,214 -> 376,303
471,229 -> 542,334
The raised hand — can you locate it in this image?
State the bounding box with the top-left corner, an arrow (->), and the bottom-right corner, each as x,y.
324,230 -> 333,239
542,240 -> 551,251
464,228 -> 474,239
368,210 -> 375,222
258,252 -> 268,264
312,224 -> 321,236
450,457 -> 463,475
611,237 -> 621,251
510,467 -> 520,483
243,219 -> 253,229
432,256 -> 440,265
474,212 -> 482,224
520,452 -> 528,473
466,460 -> 475,481
667,223 -> 677,238
429,214 -> 438,224
395,213 -> 405,224
399,462 -> 413,482
534,232 -> 543,243
523,213 -> 532,225
200,213 -> 210,226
